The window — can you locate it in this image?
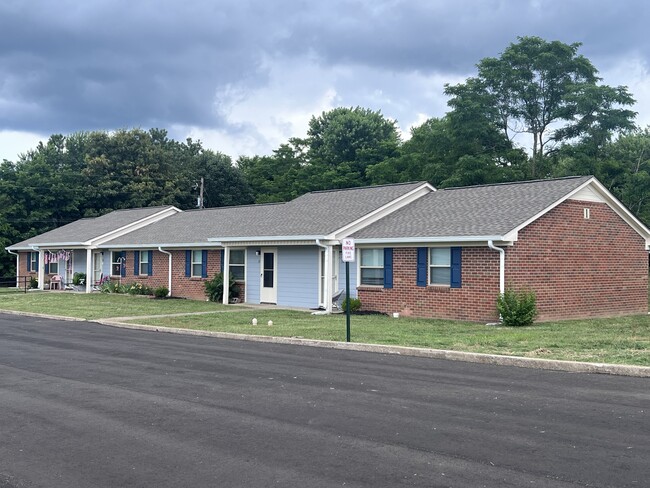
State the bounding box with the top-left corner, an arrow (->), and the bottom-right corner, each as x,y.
49,260 -> 59,275
229,249 -> 245,281
139,251 -> 149,276
191,250 -> 203,277
429,248 -> 451,285
360,248 -> 384,286
111,251 -> 124,276
29,252 -> 38,272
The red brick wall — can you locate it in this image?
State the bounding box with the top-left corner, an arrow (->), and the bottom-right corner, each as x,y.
119,251 -> 170,291
358,200 -> 648,322
358,247 -> 501,322
506,200 -> 648,321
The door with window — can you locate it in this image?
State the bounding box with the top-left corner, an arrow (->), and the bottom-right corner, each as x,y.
260,248 -> 277,304
93,252 -> 103,285
319,249 -> 339,307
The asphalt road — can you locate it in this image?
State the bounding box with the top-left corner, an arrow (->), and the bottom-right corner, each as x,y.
0,314 -> 648,488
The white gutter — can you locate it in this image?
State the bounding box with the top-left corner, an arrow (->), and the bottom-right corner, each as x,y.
210,235 -> 325,243
488,240 -> 505,295
158,247 -> 173,297
6,249 -> 19,288
353,236 -> 506,245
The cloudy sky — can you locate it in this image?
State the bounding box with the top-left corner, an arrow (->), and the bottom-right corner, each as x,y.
1,0 -> 650,162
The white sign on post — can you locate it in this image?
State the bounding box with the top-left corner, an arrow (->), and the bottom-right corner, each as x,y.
342,238 -> 355,262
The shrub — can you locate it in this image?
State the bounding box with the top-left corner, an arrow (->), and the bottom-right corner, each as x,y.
154,286 -> 169,298
72,272 -> 86,286
496,288 -> 537,327
205,273 -> 239,302
342,297 -> 362,313
29,276 -> 38,289
126,282 -> 152,295
100,281 -> 127,294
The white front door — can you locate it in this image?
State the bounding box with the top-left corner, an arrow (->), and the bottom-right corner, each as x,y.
260,248 -> 277,304
319,249 -> 339,307
92,252 -> 103,284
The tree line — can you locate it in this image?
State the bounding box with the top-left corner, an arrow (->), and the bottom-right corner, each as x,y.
2,36 -> 649,276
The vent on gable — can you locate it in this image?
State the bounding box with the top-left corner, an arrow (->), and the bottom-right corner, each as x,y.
584,208 -> 590,220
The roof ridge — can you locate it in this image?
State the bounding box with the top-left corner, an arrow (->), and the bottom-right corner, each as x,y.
104,205 -> 176,213
180,202 -> 286,213
307,181 -> 426,195
442,175 -> 591,192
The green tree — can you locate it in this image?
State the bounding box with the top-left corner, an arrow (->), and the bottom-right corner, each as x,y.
445,36 -> 636,177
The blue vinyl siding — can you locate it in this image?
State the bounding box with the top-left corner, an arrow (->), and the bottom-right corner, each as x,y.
277,246 -> 319,307
246,248 -> 260,304
73,251 -> 87,274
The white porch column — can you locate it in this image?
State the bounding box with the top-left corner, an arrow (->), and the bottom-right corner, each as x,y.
222,247 -> 230,305
324,245 -> 333,313
37,250 -> 45,290
85,248 -> 92,293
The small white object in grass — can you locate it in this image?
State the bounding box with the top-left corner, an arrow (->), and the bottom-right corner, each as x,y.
393,312 -> 400,319
268,320 -> 273,326
251,318 -> 257,326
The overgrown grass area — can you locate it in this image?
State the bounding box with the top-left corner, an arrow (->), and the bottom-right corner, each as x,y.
0,291 -> 231,319
0,292 -> 648,366
134,310 -> 650,366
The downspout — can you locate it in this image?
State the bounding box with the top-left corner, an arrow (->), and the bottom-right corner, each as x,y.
6,249 -> 19,288
158,247 -> 172,297
487,240 -> 505,296
315,239 -> 332,313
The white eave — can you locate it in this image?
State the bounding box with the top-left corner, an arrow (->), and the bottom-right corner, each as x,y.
353,236 -> 511,246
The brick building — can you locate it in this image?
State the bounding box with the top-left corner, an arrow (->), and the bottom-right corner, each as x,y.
7,176 -> 650,322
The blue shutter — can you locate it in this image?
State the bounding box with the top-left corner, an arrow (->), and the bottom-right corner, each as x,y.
383,248 -> 393,289
134,251 -> 140,275
201,250 -> 208,278
450,247 -> 462,288
120,251 -> 126,277
148,251 -> 153,276
416,247 -> 427,287
27,254 -> 31,273
45,261 -> 49,275
220,249 -> 224,273
185,250 -> 191,277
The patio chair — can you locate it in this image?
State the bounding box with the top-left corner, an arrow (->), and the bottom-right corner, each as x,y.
332,289 -> 345,312
50,275 -> 62,290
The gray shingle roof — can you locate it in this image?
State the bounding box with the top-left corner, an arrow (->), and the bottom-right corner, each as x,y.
104,182 -> 427,246
8,206 -> 176,249
351,176 -> 593,239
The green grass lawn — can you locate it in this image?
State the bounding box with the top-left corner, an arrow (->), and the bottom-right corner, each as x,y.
1,292 -> 648,366
0,291 -> 231,320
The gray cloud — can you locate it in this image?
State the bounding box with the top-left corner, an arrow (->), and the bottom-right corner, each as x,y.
1,0 -> 649,152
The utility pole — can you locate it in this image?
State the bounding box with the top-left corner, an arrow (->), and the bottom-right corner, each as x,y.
198,177 -> 205,209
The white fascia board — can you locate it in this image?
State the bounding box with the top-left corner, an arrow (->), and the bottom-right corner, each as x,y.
353,236 -> 510,245
90,206 -> 181,246
209,235 -> 324,243
329,183 -> 435,239
97,243 -> 223,249
11,242 -> 88,249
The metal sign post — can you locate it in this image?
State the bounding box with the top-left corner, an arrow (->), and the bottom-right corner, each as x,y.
341,238 -> 355,342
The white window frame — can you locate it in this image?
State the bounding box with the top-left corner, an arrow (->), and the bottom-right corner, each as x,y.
139,251 -> 149,276
191,250 -> 203,278
229,248 -> 246,281
111,251 -> 123,276
29,252 -> 38,272
429,247 -> 451,286
359,248 -> 384,286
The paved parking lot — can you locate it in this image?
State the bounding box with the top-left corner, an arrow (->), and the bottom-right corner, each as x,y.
0,313 -> 648,487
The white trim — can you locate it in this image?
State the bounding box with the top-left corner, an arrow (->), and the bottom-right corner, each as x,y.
97,243 -> 223,249
158,247 -> 172,296
353,236 -> 507,245
211,235 -> 323,243
329,183 -> 435,239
